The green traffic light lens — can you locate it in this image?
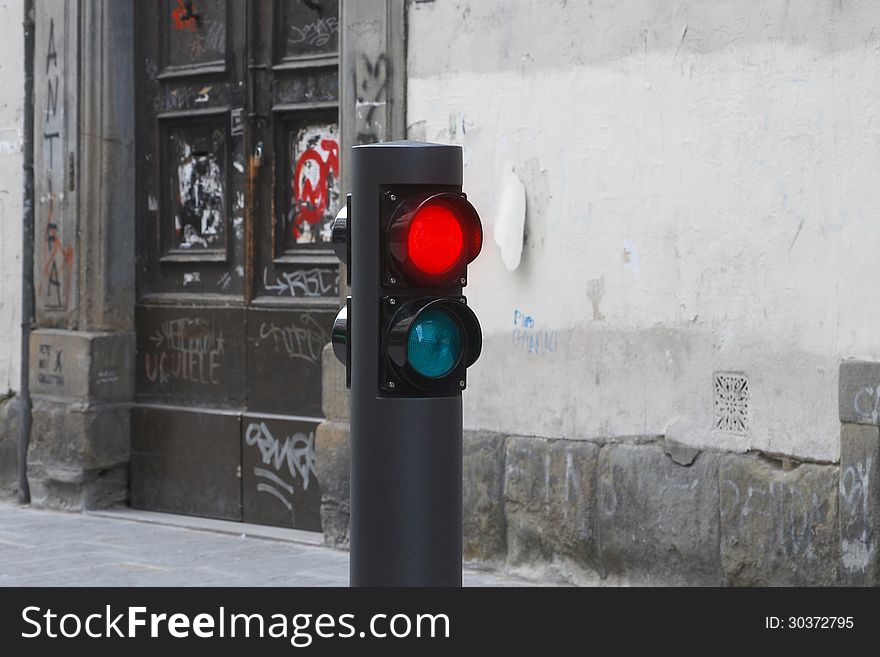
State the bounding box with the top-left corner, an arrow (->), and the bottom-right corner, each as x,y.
407,309 -> 463,379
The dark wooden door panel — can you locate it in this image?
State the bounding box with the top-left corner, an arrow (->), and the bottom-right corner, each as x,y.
137,0 -> 247,299
251,0 -> 341,310
131,406 -> 242,521
242,414 -> 322,530
136,305 -> 246,406
245,307 -> 334,416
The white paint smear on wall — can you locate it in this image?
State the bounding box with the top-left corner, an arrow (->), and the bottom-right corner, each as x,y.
407,0 -> 880,462
493,167 -> 526,271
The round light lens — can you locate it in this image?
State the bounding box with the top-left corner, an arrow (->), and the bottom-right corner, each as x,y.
407,309 -> 463,378
407,204 -> 465,275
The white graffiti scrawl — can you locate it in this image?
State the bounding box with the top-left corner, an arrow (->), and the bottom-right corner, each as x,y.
245,422 -> 317,511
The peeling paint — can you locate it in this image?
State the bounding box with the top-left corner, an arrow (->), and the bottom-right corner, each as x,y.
173,136 -> 225,250
182,272 -> 201,286
622,240 -> 639,278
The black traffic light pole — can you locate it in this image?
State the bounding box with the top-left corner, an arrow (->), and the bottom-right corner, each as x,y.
347,142 -> 471,587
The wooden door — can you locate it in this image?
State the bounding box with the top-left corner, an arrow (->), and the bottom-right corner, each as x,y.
133,0 -> 341,531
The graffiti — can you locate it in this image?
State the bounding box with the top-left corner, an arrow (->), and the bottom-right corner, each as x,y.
720,478 -> 829,562
155,86 -> 199,112
355,54 -> 388,145
172,132 -> 225,250
95,369 -> 119,385
194,86 -> 211,103
171,0 -> 198,32
38,16 -> 74,312
217,271 -> 232,291
254,316 -> 328,365
144,317 -> 225,385
42,191 -> 75,309
841,458 -> 873,520
245,422 -> 317,510
262,267 -> 339,298
182,272 -> 201,286
294,139 -> 338,223
189,20 -> 226,62
853,385 -> 880,424
289,125 -> 339,245
511,309 -> 558,356
840,457 -> 876,572
513,309 -> 535,329
36,344 -> 64,386
144,57 -> 159,82
287,16 -> 339,48
170,1 -> 225,62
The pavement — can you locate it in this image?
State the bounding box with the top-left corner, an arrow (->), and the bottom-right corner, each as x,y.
0,502 -> 529,587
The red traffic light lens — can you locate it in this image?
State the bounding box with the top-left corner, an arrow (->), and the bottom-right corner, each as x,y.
387,193 -> 482,285
407,204 -> 465,276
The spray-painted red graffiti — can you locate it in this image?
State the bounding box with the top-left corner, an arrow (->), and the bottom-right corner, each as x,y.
42,192 -> 75,309
172,0 -> 198,32
292,138 -> 339,239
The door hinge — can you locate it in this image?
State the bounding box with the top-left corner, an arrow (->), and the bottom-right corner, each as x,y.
68,152 -> 75,192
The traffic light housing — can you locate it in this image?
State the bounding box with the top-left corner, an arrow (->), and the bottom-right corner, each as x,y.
383,191 -> 482,287
378,187 -> 482,396
331,175 -> 483,397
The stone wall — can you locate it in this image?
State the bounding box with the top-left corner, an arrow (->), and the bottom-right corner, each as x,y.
318,356 -> 879,585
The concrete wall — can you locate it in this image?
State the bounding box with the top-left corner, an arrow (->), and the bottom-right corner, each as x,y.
406,0 -> 880,464
0,0 -> 23,394
0,1 -> 24,495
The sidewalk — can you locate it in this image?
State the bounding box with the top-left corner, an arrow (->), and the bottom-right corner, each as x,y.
0,502 -> 529,587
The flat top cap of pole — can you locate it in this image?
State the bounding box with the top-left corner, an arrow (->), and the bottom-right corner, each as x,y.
351,140 -> 462,184
352,139 -> 460,150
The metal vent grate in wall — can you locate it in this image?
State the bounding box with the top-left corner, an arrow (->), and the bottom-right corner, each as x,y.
713,373 -> 750,434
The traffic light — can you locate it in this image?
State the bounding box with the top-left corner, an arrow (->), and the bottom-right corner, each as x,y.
330,141 -> 482,587
379,190 -> 482,395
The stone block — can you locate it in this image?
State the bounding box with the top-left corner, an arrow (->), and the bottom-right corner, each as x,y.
463,431 -> 506,564
598,443 -> 723,585
29,329 -> 134,402
839,359 -> 880,425
839,423 -> 880,585
505,436 -> 599,577
28,462 -> 128,510
29,399 -> 130,471
321,343 -> 350,421
27,398 -> 130,509
719,453 -> 838,586
315,420 -> 350,548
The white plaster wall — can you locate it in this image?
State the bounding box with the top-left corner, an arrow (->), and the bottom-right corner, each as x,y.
0,1 -> 23,394
407,0 -> 880,463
